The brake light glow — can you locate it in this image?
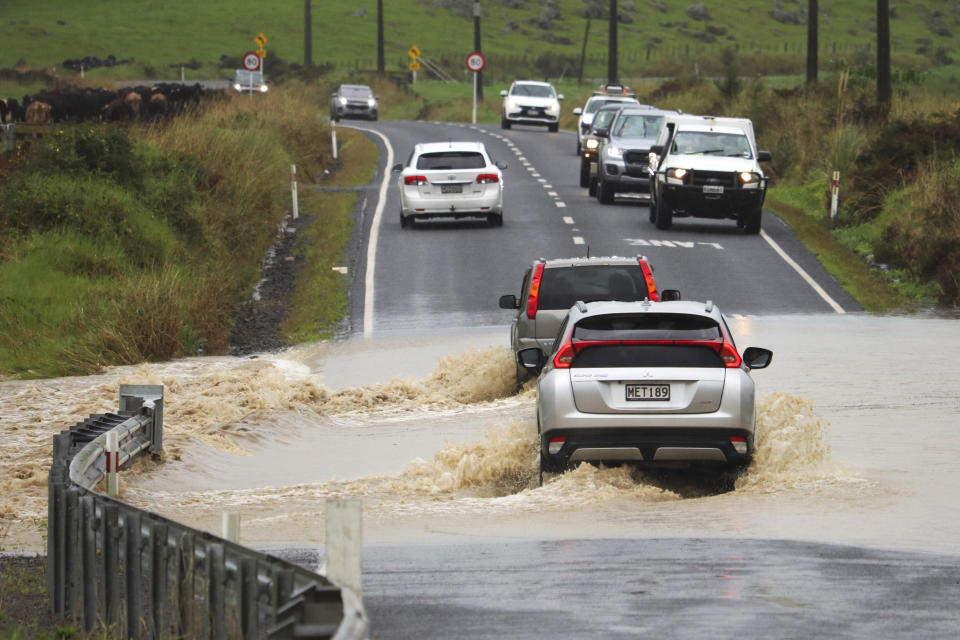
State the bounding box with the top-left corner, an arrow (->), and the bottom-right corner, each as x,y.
637,259 -> 660,301
548,437 -> 567,455
526,262 -> 545,319
556,337 -> 743,368
404,175 -> 428,185
476,173 -> 500,183
718,342 -> 742,367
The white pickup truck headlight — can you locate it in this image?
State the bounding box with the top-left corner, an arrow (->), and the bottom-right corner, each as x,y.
739,171 -> 762,188
605,145 -> 623,159
665,167 -> 689,184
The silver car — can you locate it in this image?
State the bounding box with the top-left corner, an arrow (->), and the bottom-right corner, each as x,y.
500,80 -> 563,132
330,84 -> 378,121
392,141 -> 507,227
571,93 -> 640,155
595,107 -> 676,204
517,299 -> 772,484
498,256 -> 670,384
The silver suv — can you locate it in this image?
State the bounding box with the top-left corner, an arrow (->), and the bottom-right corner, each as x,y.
595,107 -> 675,205
498,256 -> 672,384
517,299 -> 772,484
500,81 -> 563,132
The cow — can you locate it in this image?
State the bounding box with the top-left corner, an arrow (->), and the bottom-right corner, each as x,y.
0,99 -> 8,124
25,101 -> 52,124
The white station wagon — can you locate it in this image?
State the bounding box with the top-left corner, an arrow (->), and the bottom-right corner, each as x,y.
392,141 -> 507,228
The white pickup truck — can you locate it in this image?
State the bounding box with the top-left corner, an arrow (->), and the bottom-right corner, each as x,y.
232,69 -> 268,93
648,115 -> 771,234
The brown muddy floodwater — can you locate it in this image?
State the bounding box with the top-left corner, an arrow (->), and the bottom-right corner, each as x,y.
1,314 -> 958,557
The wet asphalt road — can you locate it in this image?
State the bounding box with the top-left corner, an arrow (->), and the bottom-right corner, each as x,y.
277,538 -> 960,639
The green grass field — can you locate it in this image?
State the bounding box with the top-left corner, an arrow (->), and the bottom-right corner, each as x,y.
1,0 -> 956,84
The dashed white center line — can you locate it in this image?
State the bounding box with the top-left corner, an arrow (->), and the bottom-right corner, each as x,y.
548,191 -> 558,196
555,201 -> 567,208
573,236 -> 585,245
537,178 -> 547,183
563,217 -> 574,224
532,172 -> 541,177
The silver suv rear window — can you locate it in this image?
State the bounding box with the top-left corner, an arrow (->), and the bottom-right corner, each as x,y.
416,152 -> 486,170
539,266 -> 651,310
572,314 -> 723,368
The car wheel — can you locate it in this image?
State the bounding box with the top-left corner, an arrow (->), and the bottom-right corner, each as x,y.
548,123 -> 559,133
371,114 -> 378,122
744,206 -> 762,234
655,191 -> 673,230
597,176 -> 615,205
588,176 -> 598,197
579,159 -> 590,188
488,212 -> 503,227
649,194 -> 658,223
576,142 -> 581,156
400,210 -> 409,229
501,116 -> 511,130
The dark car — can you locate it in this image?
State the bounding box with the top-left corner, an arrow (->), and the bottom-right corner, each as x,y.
330,84 -> 378,122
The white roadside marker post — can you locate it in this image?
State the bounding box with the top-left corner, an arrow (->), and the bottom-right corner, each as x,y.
324,498 -> 363,597
331,122 -> 338,161
291,164 -> 299,219
105,431 -> 119,498
222,512 -> 241,543
830,171 -> 840,223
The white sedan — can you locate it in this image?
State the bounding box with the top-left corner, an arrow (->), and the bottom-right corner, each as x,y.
392,141 -> 507,228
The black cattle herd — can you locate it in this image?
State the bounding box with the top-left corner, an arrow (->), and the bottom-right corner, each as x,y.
0,83 -> 218,125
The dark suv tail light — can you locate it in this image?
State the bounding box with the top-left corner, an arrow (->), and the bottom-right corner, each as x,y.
526,262 -> 545,319
404,175 -> 428,185
476,173 -> 500,183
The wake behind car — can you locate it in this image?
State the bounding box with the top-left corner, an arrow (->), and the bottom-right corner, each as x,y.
330,84 -> 378,121
498,255 -> 678,384
595,106 -> 676,205
517,299 -> 772,484
392,141 -> 507,228
648,114 -> 772,233
500,80 -> 563,132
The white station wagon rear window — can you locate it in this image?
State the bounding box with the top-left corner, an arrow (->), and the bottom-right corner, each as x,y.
416,151 -> 486,170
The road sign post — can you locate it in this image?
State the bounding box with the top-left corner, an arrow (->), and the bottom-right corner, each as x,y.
408,45 -> 421,84
466,53 -> 486,124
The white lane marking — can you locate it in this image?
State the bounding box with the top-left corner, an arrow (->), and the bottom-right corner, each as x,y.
563,216 -> 575,224
532,172 -> 541,177
626,239 -> 724,249
548,191 -> 558,196
527,167 -> 536,172
761,229 -> 846,313
341,125 -> 394,337
573,236 -> 585,245
518,157 -> 527,161
543,184 -> 553,188
555,201 -> 566,208
537,178 -> 547,183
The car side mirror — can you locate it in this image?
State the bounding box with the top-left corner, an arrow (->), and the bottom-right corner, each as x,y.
660,289 -> 681,302
757,150 -> 772,162
572,107 -> 582,115
649,144 -> 664,156
500,90 -> 508,97
517,348 -> 544,375
557,94 -> 564,100
499,294 -> 518,309
391,163 -> 404,172
495,161 -> 508,170
593,128 -> 609,138
742,347 -> 773,370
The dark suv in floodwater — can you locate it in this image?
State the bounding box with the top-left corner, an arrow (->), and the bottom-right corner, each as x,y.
498,255 -> 679,384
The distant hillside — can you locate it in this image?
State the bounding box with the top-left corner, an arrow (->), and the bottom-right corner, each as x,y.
0,0 -> 957,80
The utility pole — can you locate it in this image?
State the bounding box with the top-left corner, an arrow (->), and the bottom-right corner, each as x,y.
474,0 -> 483,100
877,0 -> 891,106
608,0 -> 618,83
578,19 -> 591,84
377,0 -> 385,74
304,0 -> 312,67
806,0 -> 817,84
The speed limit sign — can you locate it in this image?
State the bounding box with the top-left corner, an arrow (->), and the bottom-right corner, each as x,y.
465,52 -> 486,73
242,52 -> 261,71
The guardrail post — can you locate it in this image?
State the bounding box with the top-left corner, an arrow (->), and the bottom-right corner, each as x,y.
241,557 -> 259,638
153,522 -> 170,637
48,432 -> 72,615
106,430 -> 119,498
124,510 -> 143,640
208,542 -> 227,640
104,502 -> 122,633
81,495 -> 99,631
222,512 -> 241,543
325,498 -> 363,598
66,487 -> 83,621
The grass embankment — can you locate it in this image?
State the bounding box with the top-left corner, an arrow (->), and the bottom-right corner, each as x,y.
1,0 -> 956,84
0,83 -> 365,379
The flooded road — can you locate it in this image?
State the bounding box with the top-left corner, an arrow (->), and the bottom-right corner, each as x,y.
2,313 -> 959,559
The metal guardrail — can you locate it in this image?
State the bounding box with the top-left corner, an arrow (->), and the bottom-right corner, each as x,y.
47,384 -> 368,639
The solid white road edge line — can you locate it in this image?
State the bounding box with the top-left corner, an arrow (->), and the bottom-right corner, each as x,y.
760,229 -> 846,314
341,125 -> 394,337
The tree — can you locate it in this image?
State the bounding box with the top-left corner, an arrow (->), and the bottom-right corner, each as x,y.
877,0 -> 891,106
